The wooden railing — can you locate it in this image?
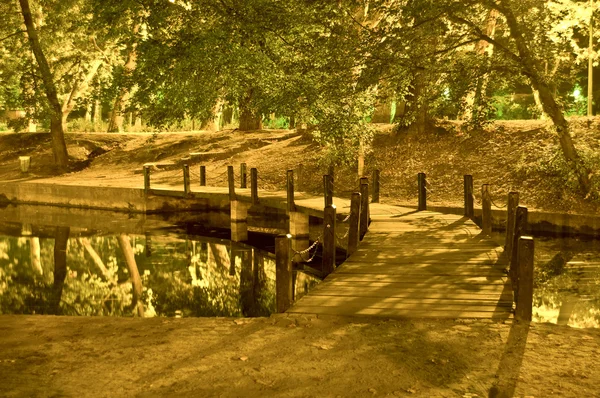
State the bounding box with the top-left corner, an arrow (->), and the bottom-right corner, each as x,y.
144,164 -> 535,318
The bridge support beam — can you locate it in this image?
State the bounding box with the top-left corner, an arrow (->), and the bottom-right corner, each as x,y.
230,201 -> 250,242
289,211 -> 309,254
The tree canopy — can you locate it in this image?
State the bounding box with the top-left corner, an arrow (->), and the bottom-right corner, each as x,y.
1,0 -> 598,192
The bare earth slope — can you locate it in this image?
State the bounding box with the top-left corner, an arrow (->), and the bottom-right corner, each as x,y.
1,119 -> 598,214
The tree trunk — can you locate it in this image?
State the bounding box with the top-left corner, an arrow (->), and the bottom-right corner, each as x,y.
108,44 -> 137,133
406,68 -> 427,134
496,1 -> 592,194
79,238 -> 116,284
117,234 -> 144,317
557,295 -> 577,326
93,99 -> 102,125
462,9 -> 498,121
50,227 -> 70,314
19,0 -> 69,170
61,59 -> 103,131
238,90 -> 262,131
29,237 -> 42,276
211,98 -> 224,131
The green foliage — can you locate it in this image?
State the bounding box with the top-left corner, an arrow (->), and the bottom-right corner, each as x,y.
263,116 -> 289,129
6,118 -> 28,133
492,95 -> 535,120
565,84 -> 588,116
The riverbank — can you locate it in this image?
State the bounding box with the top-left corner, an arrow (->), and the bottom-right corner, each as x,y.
0,314 -> 599,397
1,118 -> 599,216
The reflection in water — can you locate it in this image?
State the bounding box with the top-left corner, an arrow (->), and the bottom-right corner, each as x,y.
531,236 -> 600,328
0,228 -> 291,318
480,233 -> 600,328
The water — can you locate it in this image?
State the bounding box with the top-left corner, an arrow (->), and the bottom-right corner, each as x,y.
532,236 -> 600,328
0,224 -> 298,318
488,232 -> 600,328
1,209 -> 599,326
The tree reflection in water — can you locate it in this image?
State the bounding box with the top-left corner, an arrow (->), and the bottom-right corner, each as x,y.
0,229 -> 279,318
533,237 -> 600,328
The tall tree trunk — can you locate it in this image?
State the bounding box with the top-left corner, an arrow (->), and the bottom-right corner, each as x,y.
238,90 -> 262,131
108,46 -> 137,133
61,59 -> 103,130
462,9 -> 498,121
29,237 -> 42,276
495,1 -> 592,194
211,98 -> 224,131
18,0 -> 68,170
406,68 -> 427,134
79,238 -> 116,284
49,227 -> 70,314
117,234 -> 144,317
93,99 -> 102,125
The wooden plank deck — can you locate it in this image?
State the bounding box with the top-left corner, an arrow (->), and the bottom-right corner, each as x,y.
288,204 -> 513,319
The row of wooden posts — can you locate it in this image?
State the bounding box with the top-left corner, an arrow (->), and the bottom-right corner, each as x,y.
418,172 -> 533,321
144,164 -> 534,319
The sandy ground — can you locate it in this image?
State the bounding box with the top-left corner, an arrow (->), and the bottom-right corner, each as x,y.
1,124 -> 600,397
0,314 -> 599,398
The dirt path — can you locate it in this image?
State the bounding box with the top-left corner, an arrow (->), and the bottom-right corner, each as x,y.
0,314 -> 598,397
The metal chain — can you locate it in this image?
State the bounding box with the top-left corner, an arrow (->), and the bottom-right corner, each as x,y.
292,235 -> 321,263
490,197 -> 508,209
335,228 -> 350,244
341,212 -> 351,223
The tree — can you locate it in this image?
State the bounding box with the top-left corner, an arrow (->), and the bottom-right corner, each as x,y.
3,0 -> 109,170
464,0 -> 593,194
17,0 -> 69,169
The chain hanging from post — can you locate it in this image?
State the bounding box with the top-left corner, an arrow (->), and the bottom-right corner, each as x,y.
292,234 -> 321,263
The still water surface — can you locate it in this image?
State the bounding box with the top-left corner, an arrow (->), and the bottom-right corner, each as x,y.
0,223 -> 293,317
1,219 -> 599,327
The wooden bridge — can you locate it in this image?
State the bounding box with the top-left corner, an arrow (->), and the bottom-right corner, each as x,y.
288,204 -> 513,319
1,163 -> 533,320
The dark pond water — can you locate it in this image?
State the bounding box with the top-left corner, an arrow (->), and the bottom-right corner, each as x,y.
1,209 -> 599,326
489,232 -> 600,328
0,221 -> 319,318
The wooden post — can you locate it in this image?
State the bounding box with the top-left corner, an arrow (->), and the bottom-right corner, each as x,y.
360,178 -> 369,240
347,192 -> 361,256
323,174 -> 333,207
481,184 -> 492,235
251,167 -> 258,204
143,166 -> 151,194
372,169 -> 380,203
515,236 -> 534,321
505,192 -> 520,252
358,138 -> 365,178
418,172 -> 426,211
464,175 -> 474,218
227,165 -> 235,201
183,164 -> 191,195
510,206 -> 528,296
200,165 -> 206,186
275,234 -> 293,313
287,169 -> 295,213
323,205 -> 336,276
240,162 -> 247,188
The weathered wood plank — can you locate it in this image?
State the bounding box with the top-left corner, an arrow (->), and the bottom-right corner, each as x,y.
287,306 -> 512,319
